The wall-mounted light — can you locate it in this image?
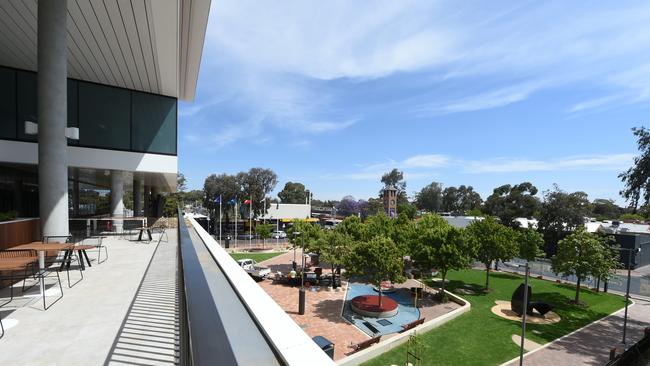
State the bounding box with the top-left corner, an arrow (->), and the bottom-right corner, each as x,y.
24,121 -> 79,140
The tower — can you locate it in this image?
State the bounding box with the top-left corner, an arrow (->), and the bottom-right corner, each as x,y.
383,185 -> 397,218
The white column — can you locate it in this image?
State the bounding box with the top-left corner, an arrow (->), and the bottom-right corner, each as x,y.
143,184 -> 151,217
38,0 -> 69,239
133,178 -> 142,217
111,170 -> 125,232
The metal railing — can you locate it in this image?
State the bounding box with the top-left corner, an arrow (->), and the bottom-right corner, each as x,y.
176,211 -> 335,365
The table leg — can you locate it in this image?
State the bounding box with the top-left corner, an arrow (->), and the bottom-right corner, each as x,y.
147,229 -> 152,241
59,250 -> 71,271
77,250 -> 85,270
82,250 -> 91,267
137,230 -> 143,241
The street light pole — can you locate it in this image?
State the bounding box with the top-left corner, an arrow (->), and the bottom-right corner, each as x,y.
519,262 -> 529,366
622,247 -> 641,345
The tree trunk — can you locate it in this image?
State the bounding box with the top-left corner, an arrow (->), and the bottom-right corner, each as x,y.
441,271 -> 446,295
378,286 -> 383,307
575,277 -> 581,303
331,263 -> 336,289
485,263 -> 491,290
604,280 -> 608,293
596,277 -> 600,293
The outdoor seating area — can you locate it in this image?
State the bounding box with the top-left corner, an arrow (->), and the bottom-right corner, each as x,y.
0,229 -> 177,365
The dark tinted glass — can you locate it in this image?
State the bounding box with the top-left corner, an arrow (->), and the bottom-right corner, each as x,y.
131,91 -> 177,154
16,71 -> 36,141
0,68 -> 16,139
78,82 -> 130,150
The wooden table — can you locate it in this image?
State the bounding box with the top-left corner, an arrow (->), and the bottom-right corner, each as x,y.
7,242 -> 87,269
133,227 -> 154,241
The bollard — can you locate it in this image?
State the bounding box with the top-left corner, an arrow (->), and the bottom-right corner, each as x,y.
298,288 -> 306,315
609,347 -> 616,360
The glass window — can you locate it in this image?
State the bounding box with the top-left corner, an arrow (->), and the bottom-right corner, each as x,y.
78,82 -> 130,150
16,71 -> 37,141
0,68 -> 16,139
131,91 -> 177,154
16,70 -> 79,143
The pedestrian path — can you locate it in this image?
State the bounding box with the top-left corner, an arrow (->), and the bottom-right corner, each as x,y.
503,297 -> 650,366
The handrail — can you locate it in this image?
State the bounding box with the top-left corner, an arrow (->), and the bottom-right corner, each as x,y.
186,216 -> 336,365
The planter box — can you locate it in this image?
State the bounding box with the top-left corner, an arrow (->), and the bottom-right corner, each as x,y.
0,218 -> 40,250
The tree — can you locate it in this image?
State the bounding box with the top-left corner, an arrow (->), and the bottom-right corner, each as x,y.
467,216 -> 518,290
517,228 -> 544,261
391,213 -> 417,256
337,196 -> 360,217
203,173 -> 240,229
363,213 -> 395,241
483,182 -> 540,227
238,168 -> 278,218
177,173 -> 187,192
415,182 -> 443,212
336,215 -> 366,241
288,220 -> 322,253
255,223 -> 273,247
413,214 -> 473,297
397,203 -> 417,220
278,182 -> 308,204
590,236 -> 619,293
344,236 -> 405,306
619,213 -> 644,222
362,198 -> 384,219
381,169 -> 409,206
537,185 -> 592,256
315,230 -> 350,288
620,127 -> 650,212
441,185 -> 482,214
592,199 -> 623,220
551,228 -> 614,303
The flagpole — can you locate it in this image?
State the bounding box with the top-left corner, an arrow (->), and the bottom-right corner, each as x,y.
249,197 -> 253,249
219,195 -> 222,244
234,201 -> 238,248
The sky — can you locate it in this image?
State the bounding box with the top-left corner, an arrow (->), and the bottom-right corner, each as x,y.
178,0 -> 650,205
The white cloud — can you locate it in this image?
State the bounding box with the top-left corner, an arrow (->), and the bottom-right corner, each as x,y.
463,154 -> 635,173
403,154 -> 450,168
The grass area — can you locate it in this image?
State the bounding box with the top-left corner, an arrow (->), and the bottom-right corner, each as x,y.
229,251 -> 284,263
362,269 -> 626,366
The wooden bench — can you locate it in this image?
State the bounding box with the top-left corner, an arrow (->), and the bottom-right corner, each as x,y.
400,317 -> 425,333
349,335 -> 381,353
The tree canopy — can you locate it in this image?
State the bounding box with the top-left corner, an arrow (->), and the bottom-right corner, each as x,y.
278,182 -> 308,204
466,216 -> 518,290
537,185 -> 592,256
441,185 -> 482,214
620,127 -> 650,211
517,228 -> 545,261
344,236 -> 405,306
415,182 -> 443,212
413,214 -> 473,296
483,182 -> 539,227
551,228 -> 617,303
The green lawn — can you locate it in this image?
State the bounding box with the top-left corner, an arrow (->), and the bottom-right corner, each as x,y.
229,251 -> 284,263
362,269 -> 626,366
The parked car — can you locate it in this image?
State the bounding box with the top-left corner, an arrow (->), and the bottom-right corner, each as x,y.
238,233 -> 256,240
271,230 -> 287,239
237,259 -> 271,279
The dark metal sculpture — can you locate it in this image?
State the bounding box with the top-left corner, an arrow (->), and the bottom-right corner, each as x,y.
510,283 -> 554,317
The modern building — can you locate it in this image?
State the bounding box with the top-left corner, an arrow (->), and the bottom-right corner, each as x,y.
0,1 -> 335,365
0,0 -> 208,228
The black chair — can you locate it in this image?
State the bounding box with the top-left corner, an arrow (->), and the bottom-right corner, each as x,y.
43,235 -> 84,288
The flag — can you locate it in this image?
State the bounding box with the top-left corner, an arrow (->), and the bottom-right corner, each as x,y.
214,195 -> 221,204
244,199 -> 252,204
228,198 -> 237,205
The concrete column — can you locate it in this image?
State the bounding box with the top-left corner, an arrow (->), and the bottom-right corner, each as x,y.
38,0 -> 69,238
151,186 -> 160,217
111,170 -> 125,232
133,178 -> 142,217
143,184 -> 151,217
72,171 -> 79,217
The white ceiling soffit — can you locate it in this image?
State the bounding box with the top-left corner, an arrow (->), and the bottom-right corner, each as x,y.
0,0 -> 210,101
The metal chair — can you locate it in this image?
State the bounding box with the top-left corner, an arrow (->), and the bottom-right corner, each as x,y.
43,235 -> 84,288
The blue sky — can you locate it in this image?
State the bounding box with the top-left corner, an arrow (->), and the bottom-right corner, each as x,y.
178,0 -> 650,204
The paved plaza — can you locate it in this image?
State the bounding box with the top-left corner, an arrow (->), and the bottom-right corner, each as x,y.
256,251 -> 459,360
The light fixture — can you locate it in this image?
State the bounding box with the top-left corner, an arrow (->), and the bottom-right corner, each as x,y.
24,121 -> 79,140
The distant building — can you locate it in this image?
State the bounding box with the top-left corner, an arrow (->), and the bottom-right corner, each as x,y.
382,185 -> 397,218
598,221 -> 650,269
442,216 -> 484,228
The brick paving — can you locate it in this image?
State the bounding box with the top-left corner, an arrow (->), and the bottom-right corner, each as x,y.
257,251 -> 460,360
503,297 -> 650,366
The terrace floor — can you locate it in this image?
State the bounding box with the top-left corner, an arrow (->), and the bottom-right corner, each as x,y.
0,230 -> 179,366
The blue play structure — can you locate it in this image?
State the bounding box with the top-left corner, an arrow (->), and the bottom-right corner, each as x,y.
343,282 -> 420,336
